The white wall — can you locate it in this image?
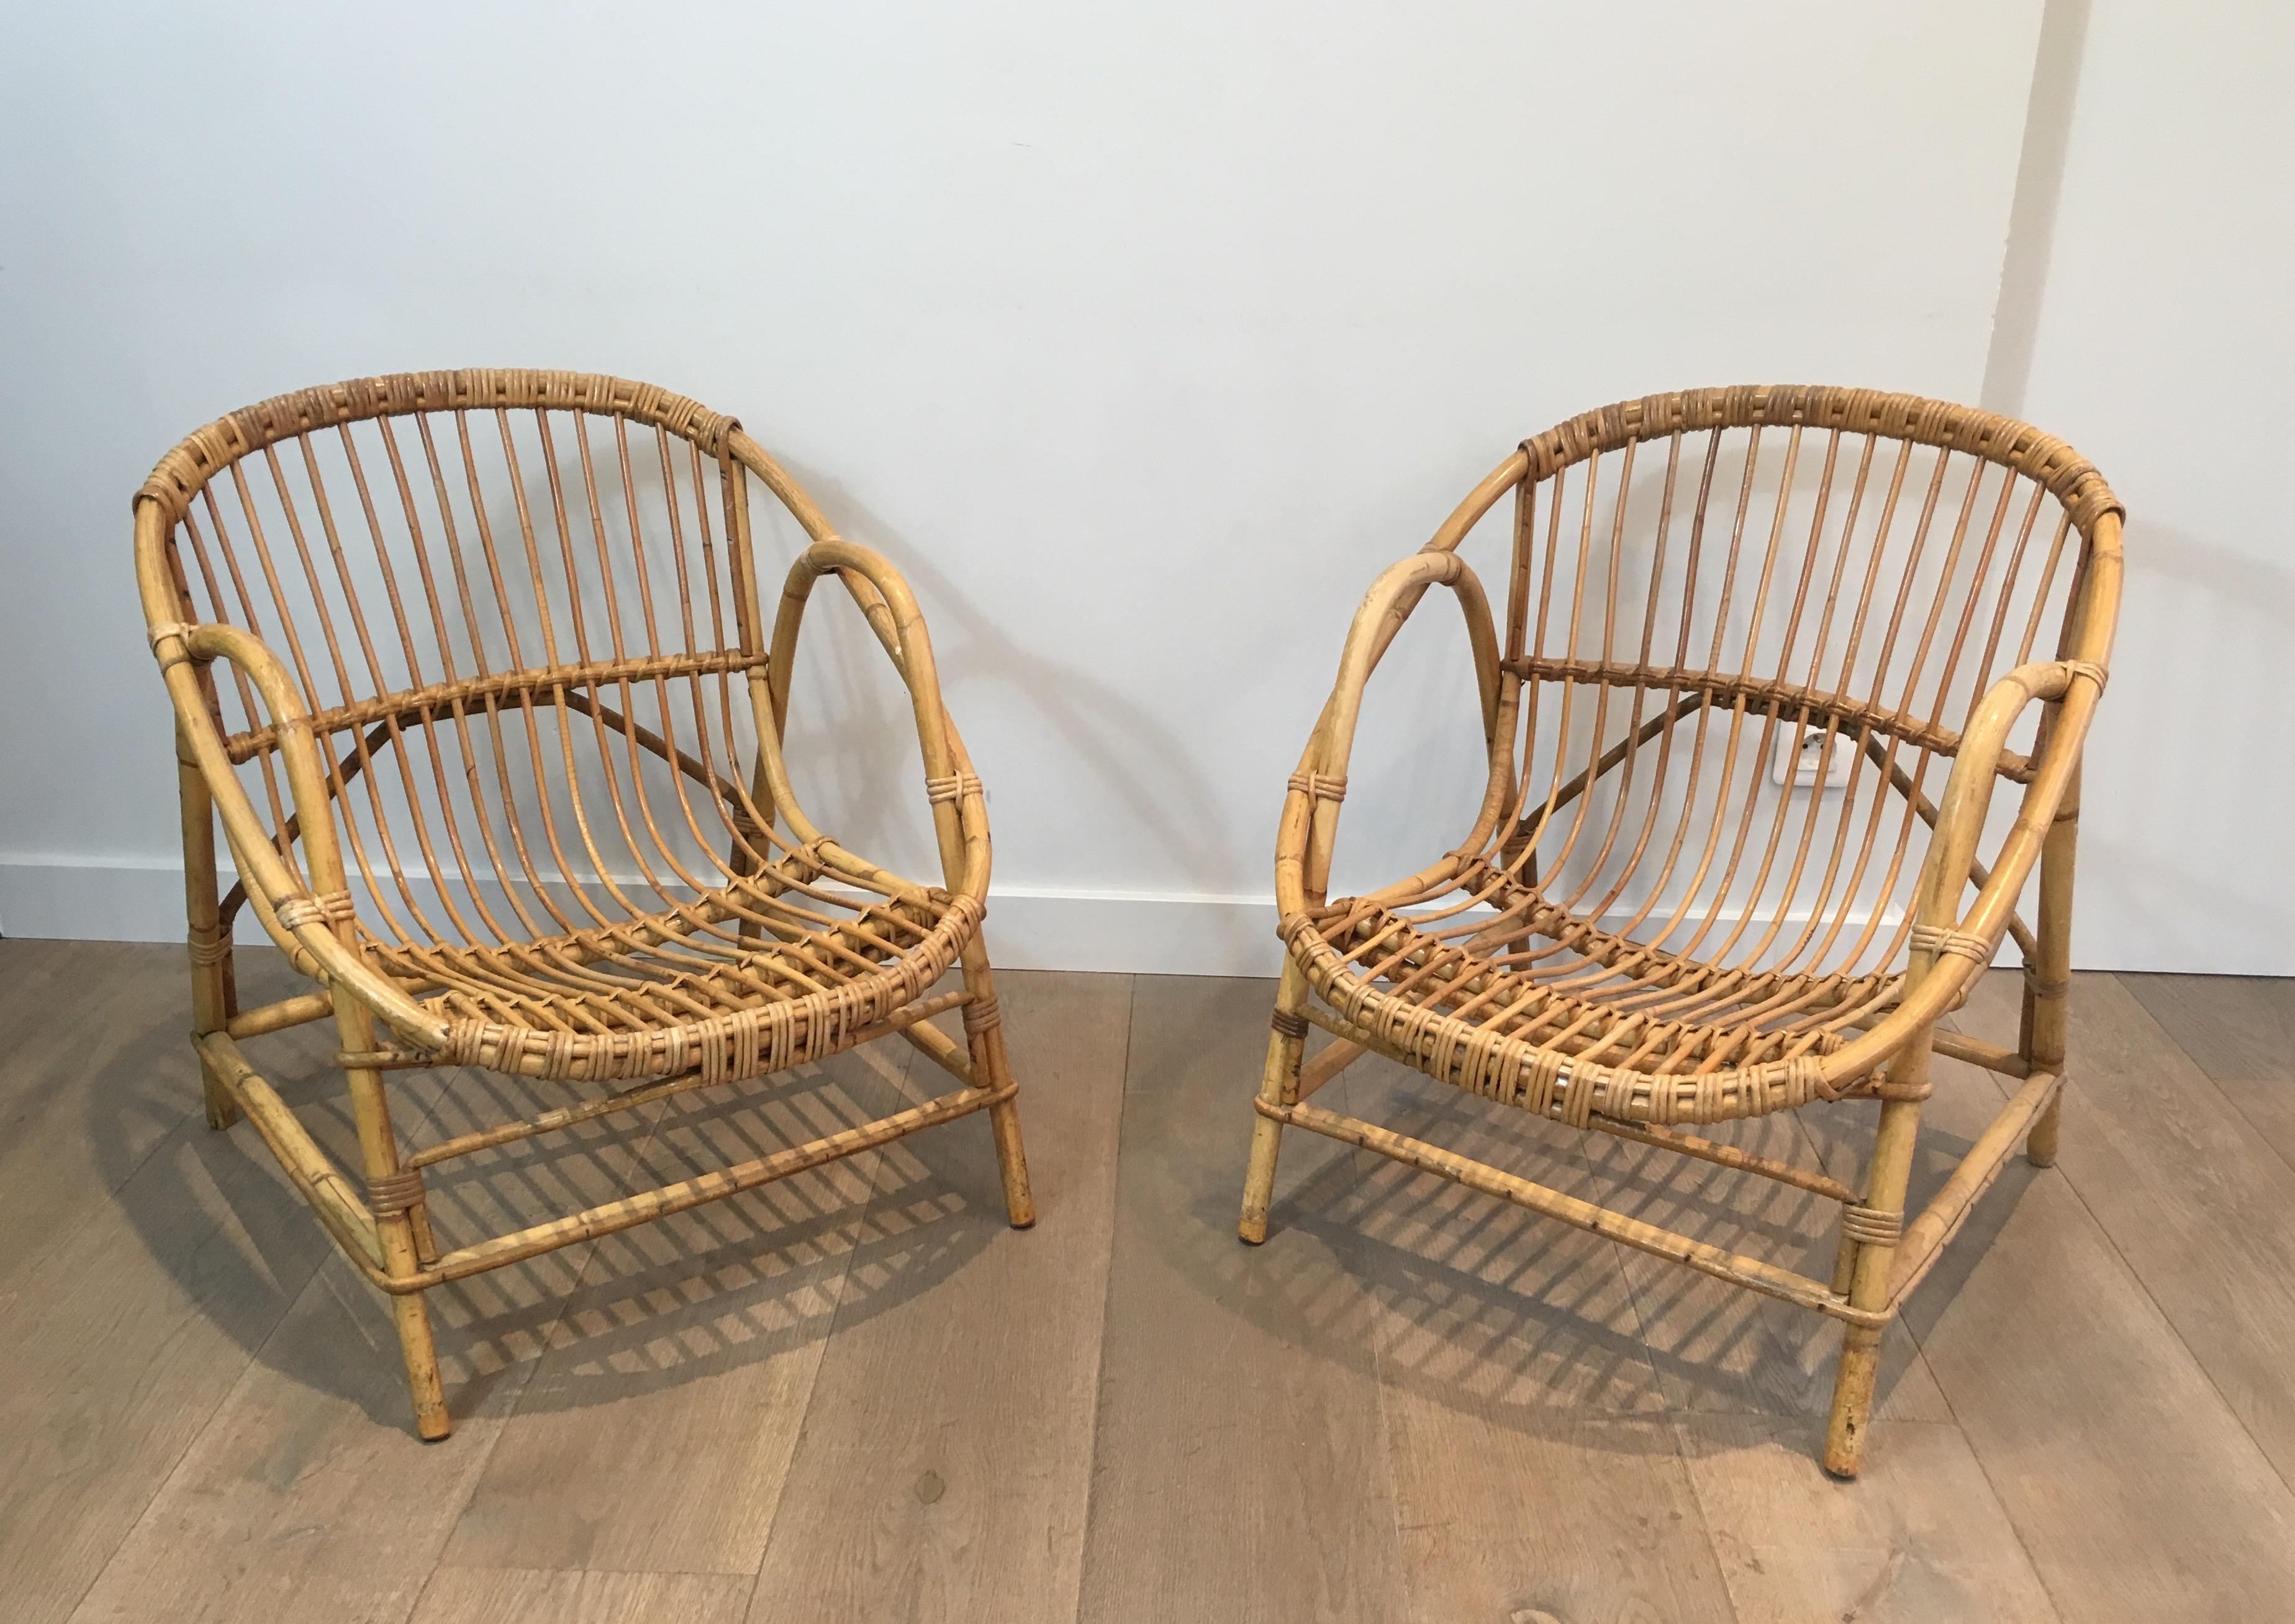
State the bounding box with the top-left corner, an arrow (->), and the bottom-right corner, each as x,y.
0,1 -> 2117,973
1986,0 -> 2295,973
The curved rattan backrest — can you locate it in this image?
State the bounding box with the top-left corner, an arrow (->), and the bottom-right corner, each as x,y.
1449,385 -> 2121,985
135,369 -> 828,954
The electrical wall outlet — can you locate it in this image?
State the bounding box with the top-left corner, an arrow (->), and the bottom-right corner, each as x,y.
1772,729 -> 1852,790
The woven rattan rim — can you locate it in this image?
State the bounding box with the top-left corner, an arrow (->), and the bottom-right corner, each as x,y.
135,368 -> 740,526
1518,385 -> 2123,535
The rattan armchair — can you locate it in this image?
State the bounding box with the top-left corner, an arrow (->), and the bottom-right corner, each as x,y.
1237,386 -> 2118,1477
135,369 -> 1034,1439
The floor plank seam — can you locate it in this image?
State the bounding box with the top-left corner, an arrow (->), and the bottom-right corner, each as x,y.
1354,1090 -> 1424,1624
1069,974 -> 1142,1624
2037,977 -> 2295,1509
404,1090 -> 683,1610
733,1027 -> 934,1618
14,1097 -> 204,1304
54,1338 -> 268,1623
1883,1155 -> 2070,1624
53,1072 -> 370,1623
1904,975 -> 2295,1617
1890,1001 -> 2083,1623
1579,1128 -> 1749,1622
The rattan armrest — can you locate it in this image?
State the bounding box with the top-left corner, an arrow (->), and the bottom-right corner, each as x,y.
1275,549 -> 1512,914
764,537 -> 992,908
1823,657 -> 2106,1081
150,618 -> 446,1050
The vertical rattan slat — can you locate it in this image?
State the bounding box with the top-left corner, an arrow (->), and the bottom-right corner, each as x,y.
1236,384 -> 2121,1477
135,368 -> 1038,1440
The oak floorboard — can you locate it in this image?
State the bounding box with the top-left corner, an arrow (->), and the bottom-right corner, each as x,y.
745,971 -> 1132,1624
1075,977 -> 1408,1624
1958,970 -> 2295,1489
7,944 -> 2295,1620
2120,972 -> 2295,1173
1676,1416 -> 2059,1623
63,1059 -> 657,1623
435,1040 -> 912,1576
0,945 -> 334,1623
1337,1062 -> 1670,1415
407,1567 -> 750,1623
1585,1103 -> 1949,1427
0,942 -> 302,1294
1327,1059 -> 1737,1621
1874,974 -> 2295,1622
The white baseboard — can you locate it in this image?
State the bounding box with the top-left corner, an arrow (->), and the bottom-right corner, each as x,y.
0,854 -> 2006,978
0,855 -> 2081,978
0,854 -> 210,948
9,852 -> 2282,977
0,855 -> 1286,977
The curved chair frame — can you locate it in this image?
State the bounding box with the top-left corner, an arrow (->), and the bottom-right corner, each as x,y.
135,369 -> 1033,1438
1238,385 -> 2120,1476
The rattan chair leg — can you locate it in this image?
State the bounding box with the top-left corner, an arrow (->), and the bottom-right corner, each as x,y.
1239,960 -> 1312,1245
177,744 -> 238,1132
958,942 -> 1036,1229
2023,766 -> 2080,1168
1824,1049 -> 1930,1478
1827,1224 -> 1861,1298
335,999 -> 450,1440
385,1286 -> 449,1441
408,1201 -> 441,1267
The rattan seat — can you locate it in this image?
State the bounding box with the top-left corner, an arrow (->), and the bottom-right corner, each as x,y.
363,860 -> 980,1084
1285,888 -> 1894,1129
1238,384 -> 2121,1477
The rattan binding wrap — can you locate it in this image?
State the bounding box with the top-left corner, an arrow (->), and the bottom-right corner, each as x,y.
138,369 -> 738,525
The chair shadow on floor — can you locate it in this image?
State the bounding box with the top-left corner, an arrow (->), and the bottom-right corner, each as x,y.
93,950 -> 1012,1430
1162,1053 -> 2028,1455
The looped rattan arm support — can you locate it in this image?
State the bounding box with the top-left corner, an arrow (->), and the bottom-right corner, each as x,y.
764,538 -> 990,910
130,554 -> 448,1053
1277,549 -> 1515,913
1822,652 -> 2110,1086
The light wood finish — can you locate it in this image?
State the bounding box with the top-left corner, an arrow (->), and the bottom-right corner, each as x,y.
1332,1065 -> 1738,1621
1962,970 -> 2295,1489
1238,384 -> 2122,1475
408,1569 -> 751,1624
7,956 -> 2295,1620
1676,1415 -> 2060,1622
435,1044 -> 903,1575
1580,1111 -> 1953,1425
2122,973 -> 2295,1172
1881,977 -> 2295,1622
0,945 -> 339,1622
1079,976 -> 1411,1622
132,368 -> 1038,1437
63,1052 -> 660,1620
746,971 -> 1131,1623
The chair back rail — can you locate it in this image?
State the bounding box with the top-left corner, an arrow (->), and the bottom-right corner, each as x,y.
1324,385 -> 2122,999
131,368 -> 897,960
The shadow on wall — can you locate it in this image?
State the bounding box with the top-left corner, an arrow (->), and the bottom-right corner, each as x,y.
1981,0 -> 2093,419
770,457 -> 1244,900
2079,520 -> 2295,966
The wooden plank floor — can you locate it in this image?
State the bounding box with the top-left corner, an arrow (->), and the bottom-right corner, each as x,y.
4,939 -> 2293,1622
